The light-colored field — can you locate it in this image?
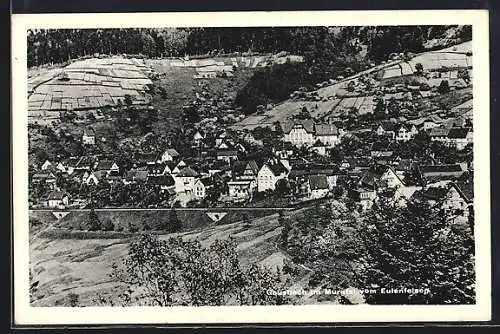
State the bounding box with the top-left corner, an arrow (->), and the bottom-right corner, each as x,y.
230,41 -> 472,131
28,57 -> 153,118
30,210 -> 291,306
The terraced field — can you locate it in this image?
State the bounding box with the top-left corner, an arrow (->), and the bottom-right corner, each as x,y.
231,41 -> 472,131
28,57 -> 154,125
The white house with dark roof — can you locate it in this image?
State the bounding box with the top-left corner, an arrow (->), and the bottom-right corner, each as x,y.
160,149 -> 180,162
359,164 -> 404,191
193,130 -> 205,143
442,182 -> 473,224
285,120 -> 315,146
174,166 -> 200,194
395,124 -> 418,142
447,127 -> 473,150
82,126 -> 96,145
243,132 -> 264,147
84,172 -> 100,185
375,122 -> 396,139
194,177 -> 214,200
429,127 -> 451,143
307,174 -> 330,199
257,159 -> 290,192
315,123 -> 341,147
46,190 -> 70,208
281,120 -> 340,148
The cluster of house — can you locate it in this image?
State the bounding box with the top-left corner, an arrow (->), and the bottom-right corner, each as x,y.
375,113 -> 473,149
347,159 -> 473,222
31,107 -> 473,226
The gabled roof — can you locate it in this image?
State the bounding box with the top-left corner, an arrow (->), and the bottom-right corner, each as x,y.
359,164 -> 401,189
177,166 -> 199,177
280,119 -> 315,134
233,160 -> 259,176
422,186 -> 449,201
447,127 -> 471,139
62,156 -> 83,167
376,121 -> 396,132
429,127 -> 450,137
262,159 -> 288,176
125,169 -> 149,181
246,160 -> 259,173
83,126 -> 95,137
315,123 -> 339,136
193,130 -> 205,138
46,190 -> 68,200
198,177 -> 214,187
420,164 -> 463,174
77,156 -> 94,167
96,160 -> 117,171
308,174 -> 329,190
163,148 -> 180,157
452,182 -> 474,203
148,174 -> 175,186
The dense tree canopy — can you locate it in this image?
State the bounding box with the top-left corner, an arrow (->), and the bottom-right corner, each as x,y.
100,234 -> 290,306
28,26 -> 471,67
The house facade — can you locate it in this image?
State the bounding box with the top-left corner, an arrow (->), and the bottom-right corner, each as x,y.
46,191 -> 70,208
194,178 -> 214,200
307,174 -> 330,199
281,120 -> 340,148
395,124 -> 418,142
82,127 -> 96,145
227,179 -> 256,201
160,149 -> 180,162
257,159 -> 289,192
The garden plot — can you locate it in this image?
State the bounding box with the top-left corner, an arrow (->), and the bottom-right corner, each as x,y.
382,66 -> 402,79
28,57 -> 154,117
436,40 -> 472,53
399,62 -> 414,75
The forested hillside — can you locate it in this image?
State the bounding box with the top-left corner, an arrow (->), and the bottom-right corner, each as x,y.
27,26 -> 471,67
27,26 -> 472,115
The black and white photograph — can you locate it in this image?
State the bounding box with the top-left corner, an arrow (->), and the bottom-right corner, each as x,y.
12,10 -> 490,324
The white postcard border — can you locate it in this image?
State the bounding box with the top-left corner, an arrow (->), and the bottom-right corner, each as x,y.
12,10 -> 491,325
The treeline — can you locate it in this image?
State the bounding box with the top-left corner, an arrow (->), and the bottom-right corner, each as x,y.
279,199 -> 475,304
27,26 -> 470,68
27,28 -> 191,67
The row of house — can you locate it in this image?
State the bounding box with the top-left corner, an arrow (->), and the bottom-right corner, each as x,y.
375,116 -> 473,149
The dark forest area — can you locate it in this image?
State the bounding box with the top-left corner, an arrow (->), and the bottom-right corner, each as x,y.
27,26 -> 471,67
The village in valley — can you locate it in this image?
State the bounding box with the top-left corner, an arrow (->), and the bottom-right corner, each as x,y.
27,26 -> 476,307
29,41 -> 473,225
